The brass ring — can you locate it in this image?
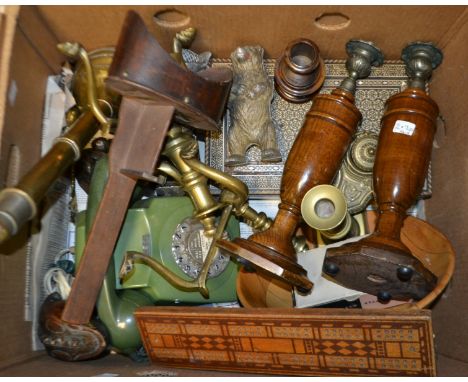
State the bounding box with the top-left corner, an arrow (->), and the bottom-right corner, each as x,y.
1,187 -> 38,220
54,137 -> 81,161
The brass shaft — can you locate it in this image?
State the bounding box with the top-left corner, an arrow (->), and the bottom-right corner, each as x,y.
19,111 -> 99,200
0,110 -> 99,243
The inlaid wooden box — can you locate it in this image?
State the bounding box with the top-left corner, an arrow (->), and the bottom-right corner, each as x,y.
135,307 -> 435,376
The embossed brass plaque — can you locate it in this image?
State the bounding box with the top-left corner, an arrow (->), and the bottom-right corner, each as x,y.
206,60 -> 431,201
136,307 -> 435,376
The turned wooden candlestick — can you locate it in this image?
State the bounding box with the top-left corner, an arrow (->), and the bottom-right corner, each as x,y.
274,38 -> 325,103
324,42 -> 442,301
218,40 -> 384,292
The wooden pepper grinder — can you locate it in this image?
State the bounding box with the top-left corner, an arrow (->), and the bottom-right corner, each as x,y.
218,40 -> 384,292
324,42 -> 442,301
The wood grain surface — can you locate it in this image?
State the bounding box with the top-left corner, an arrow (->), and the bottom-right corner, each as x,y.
106,10 -> 232,132
325,87 -> 440,300
62,99 -> 175,324
218,87 -> 361,295
136,306 -> 435,376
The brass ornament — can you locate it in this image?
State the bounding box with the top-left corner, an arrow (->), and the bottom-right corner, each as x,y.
171,27 -> 197,68
120,125 -> 273,297
333,131 -> 379,214
301,184 -> 357,241
160,126 -> 222,236
70,46 -> 120,120
225,46 -> 282,166
57,42 -> 115,135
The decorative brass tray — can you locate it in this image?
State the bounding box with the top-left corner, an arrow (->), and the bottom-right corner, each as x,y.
206,59 -> 431,199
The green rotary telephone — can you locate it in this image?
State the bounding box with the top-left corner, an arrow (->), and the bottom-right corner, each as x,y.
74,156 -> 241,357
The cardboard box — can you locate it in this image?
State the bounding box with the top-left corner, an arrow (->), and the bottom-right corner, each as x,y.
0,5 -> 467,376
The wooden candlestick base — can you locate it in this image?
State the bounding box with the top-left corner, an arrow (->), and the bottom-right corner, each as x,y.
324,42 -> 443,302
324,234 -> 437,301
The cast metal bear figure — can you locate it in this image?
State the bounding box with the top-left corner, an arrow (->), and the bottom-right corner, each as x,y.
225,46 -> 282,166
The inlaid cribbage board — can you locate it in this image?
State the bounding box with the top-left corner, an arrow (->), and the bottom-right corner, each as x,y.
135,307 -> 435,376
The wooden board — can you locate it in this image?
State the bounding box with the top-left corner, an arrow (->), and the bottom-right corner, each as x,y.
135,307 -> 435,376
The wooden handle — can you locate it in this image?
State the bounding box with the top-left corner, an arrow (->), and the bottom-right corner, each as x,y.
62,99 -> 175,324
282,88 -> 360,211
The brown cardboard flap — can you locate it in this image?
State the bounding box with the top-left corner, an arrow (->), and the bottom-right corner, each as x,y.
135,307 -> 435,376
37,5 -> 465,59
427,15 -> 468,363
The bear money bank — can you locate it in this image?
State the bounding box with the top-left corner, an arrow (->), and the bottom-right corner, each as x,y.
225,46 -> 282,166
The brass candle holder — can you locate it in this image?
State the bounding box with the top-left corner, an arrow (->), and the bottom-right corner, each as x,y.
301,185 -> 359,242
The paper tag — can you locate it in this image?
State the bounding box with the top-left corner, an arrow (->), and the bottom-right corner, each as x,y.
393,120 -> 416,136
359,294 -> 411,309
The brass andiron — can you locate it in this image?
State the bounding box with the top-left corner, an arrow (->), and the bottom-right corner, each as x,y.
0,43 -> 114,246
217,40 -> 384,292
323,42 -> 442,302
274,38 -> 325,103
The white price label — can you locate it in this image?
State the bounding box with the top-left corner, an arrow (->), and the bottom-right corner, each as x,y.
393,120 -> 416,136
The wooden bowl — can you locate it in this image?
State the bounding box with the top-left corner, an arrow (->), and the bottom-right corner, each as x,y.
236,268 -> 293,308
236,215 -> 455,310
392,215 -> 455,310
